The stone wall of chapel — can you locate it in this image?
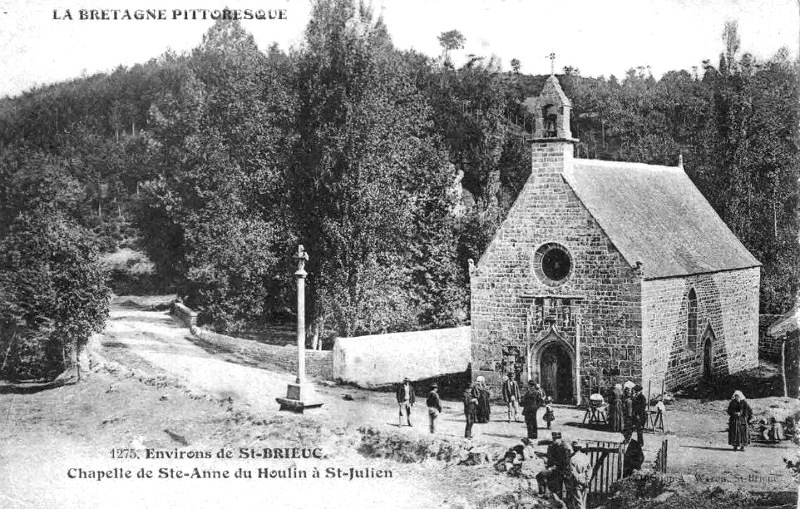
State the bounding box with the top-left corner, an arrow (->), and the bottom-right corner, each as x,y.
642,267 -> 760,391
470,141 -> 643,401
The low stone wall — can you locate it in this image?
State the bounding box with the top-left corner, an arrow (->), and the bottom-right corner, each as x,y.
172,306 -> 471,386
333,327 -> 471,388
189,326 -> 334,380
173,302 -> 198,327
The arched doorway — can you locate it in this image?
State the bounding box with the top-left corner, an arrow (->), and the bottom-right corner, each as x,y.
702,328 -> 714,379
540,342 -> 573,403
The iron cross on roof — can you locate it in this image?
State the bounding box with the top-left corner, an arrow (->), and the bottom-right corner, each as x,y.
548,52 -> 556,75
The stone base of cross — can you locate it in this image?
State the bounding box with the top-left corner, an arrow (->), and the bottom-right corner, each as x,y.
276,382 -> 323,413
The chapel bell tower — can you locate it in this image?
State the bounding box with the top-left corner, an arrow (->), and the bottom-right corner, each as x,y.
522,53 -> 576,142
525,74 -> 574,140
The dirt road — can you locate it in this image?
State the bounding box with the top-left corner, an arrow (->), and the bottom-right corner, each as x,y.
101,301 -> 799,487
1,300 -> 501,509
2,298 -> 797,508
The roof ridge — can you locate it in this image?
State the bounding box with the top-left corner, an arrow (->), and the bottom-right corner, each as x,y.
573,158 -> 681,172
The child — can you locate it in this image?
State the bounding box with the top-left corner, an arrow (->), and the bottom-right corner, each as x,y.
543,396 -> 555,429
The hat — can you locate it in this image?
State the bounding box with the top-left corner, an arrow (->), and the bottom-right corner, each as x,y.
430,383 -> 438,389
633,384 -> 643,392
403,377 -> 411,382
571,440 -> 582,450
551,432 -> 562,440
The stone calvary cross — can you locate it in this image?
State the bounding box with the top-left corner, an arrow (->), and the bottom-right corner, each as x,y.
276,245 -> 323,413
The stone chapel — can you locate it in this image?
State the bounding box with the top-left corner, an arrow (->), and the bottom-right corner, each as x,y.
469,75 -> 760,404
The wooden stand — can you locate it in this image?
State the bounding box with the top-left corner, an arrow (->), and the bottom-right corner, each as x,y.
645,379 -> 666,432
583,405 -> 608,425
647,409 -> 665,432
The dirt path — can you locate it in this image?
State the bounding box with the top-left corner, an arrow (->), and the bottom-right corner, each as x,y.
3,298 -> 798,508
98,301 -> 799,492
2,302 -> 499,509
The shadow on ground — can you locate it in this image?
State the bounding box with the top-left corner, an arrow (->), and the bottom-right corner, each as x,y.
677,362 -> 788,401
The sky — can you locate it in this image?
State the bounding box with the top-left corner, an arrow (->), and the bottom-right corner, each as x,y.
0,0 -> 798,98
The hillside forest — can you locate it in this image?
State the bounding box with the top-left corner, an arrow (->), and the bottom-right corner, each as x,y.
0,0 -> 797,380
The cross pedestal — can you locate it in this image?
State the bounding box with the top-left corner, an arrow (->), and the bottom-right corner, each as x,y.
276,245 -> 324,414
277,382 -> 323,413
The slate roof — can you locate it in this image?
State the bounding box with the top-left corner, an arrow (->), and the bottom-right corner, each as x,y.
563,159 -> 761,280
767,304 -> 800,338
522,74 -> 572,110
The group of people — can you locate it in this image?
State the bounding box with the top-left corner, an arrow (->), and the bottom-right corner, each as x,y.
462,376 -> 493,438
396,375 -> 765,503
604,382 -> 649,445
465,373 -> 556,440
395,377 -> 447,434
535,432 -> 591,509
400,375 -> 659,452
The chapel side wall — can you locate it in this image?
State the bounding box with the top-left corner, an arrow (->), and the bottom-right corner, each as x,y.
471,142 -> 643,400
641,267 -> 759,391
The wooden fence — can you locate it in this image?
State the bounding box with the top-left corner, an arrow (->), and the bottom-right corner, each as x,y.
581,437 -> 669,502
654,439 -> 668,474
582,440 -> 626,495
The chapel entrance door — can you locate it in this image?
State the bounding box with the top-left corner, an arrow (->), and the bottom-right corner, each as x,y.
702,334 -> 713,379
540,342 -> 573,404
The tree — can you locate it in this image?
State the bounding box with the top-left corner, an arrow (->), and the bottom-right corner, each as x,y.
698,33 -> 800,314
438,29 -> 466,66
0,212 -> 109,381
289,0 -> 460,337
136,17 -> 296,330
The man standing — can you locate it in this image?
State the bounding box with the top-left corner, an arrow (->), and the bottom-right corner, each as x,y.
536,382 -> 547,401
396,377 -> 415,427
502,372 -> 521,422
463,382 -> 479,439
522,381 -> 545,439
536,431 -> 573,497
632,384 -> 648,445
622,429 -> 644,477
564,440 -> 591,509
426,383 -> 442,434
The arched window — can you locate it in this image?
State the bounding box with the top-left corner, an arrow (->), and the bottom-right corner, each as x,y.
687,288 -> 698,348
542,104 -> 558,137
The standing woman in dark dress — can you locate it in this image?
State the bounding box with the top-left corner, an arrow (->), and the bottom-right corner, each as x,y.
728,390 -> 753,451
609,383 -> 625,432
476,376 -> 491,423
622,386 -> 634,432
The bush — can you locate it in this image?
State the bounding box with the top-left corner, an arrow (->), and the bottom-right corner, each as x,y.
0,212 -> 110,381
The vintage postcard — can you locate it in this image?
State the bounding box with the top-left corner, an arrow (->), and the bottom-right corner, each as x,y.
1,0 -> 799,508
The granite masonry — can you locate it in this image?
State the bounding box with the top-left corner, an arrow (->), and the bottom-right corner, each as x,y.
470,75 -> 760,404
